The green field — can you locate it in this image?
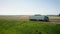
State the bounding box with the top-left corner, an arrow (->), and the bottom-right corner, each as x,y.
0,16 -> 60,34
0,19 -> 60,34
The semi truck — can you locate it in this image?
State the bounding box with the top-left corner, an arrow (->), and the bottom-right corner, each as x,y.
29,15 -> 49,21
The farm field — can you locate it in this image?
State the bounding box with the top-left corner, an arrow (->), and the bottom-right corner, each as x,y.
0,15 -> 60,34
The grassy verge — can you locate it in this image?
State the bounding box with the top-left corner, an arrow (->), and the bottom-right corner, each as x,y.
0,20 -> 60,34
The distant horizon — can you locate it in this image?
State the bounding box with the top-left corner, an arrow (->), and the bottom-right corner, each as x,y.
0,14 -> 59,16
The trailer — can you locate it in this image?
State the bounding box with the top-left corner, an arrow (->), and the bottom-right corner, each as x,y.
29,15 -> 49,21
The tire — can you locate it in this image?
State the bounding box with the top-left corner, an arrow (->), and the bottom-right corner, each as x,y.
45,19 -> 49,22
39,20 -> 43,21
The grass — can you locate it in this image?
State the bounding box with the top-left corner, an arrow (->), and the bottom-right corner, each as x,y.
0,19 -> 60,34
48,16 -> 60,20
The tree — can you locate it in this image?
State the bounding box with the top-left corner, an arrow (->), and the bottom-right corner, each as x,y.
59,14 -> 60,16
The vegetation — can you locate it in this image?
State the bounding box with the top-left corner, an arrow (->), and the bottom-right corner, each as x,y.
59,14 -> 60,16
0,20 -> 60,34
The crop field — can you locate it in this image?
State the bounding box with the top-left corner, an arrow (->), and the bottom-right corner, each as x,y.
0,15 -> 60,34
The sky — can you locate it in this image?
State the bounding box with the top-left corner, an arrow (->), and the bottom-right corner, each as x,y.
0,0 -> 60,15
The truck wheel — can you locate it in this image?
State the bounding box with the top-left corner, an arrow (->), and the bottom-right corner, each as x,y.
45,20 -> 49,22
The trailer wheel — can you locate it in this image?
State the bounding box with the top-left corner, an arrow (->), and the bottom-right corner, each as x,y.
38,19 -> 43,21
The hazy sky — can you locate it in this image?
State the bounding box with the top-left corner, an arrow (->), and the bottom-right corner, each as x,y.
0,0 -> 60,15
